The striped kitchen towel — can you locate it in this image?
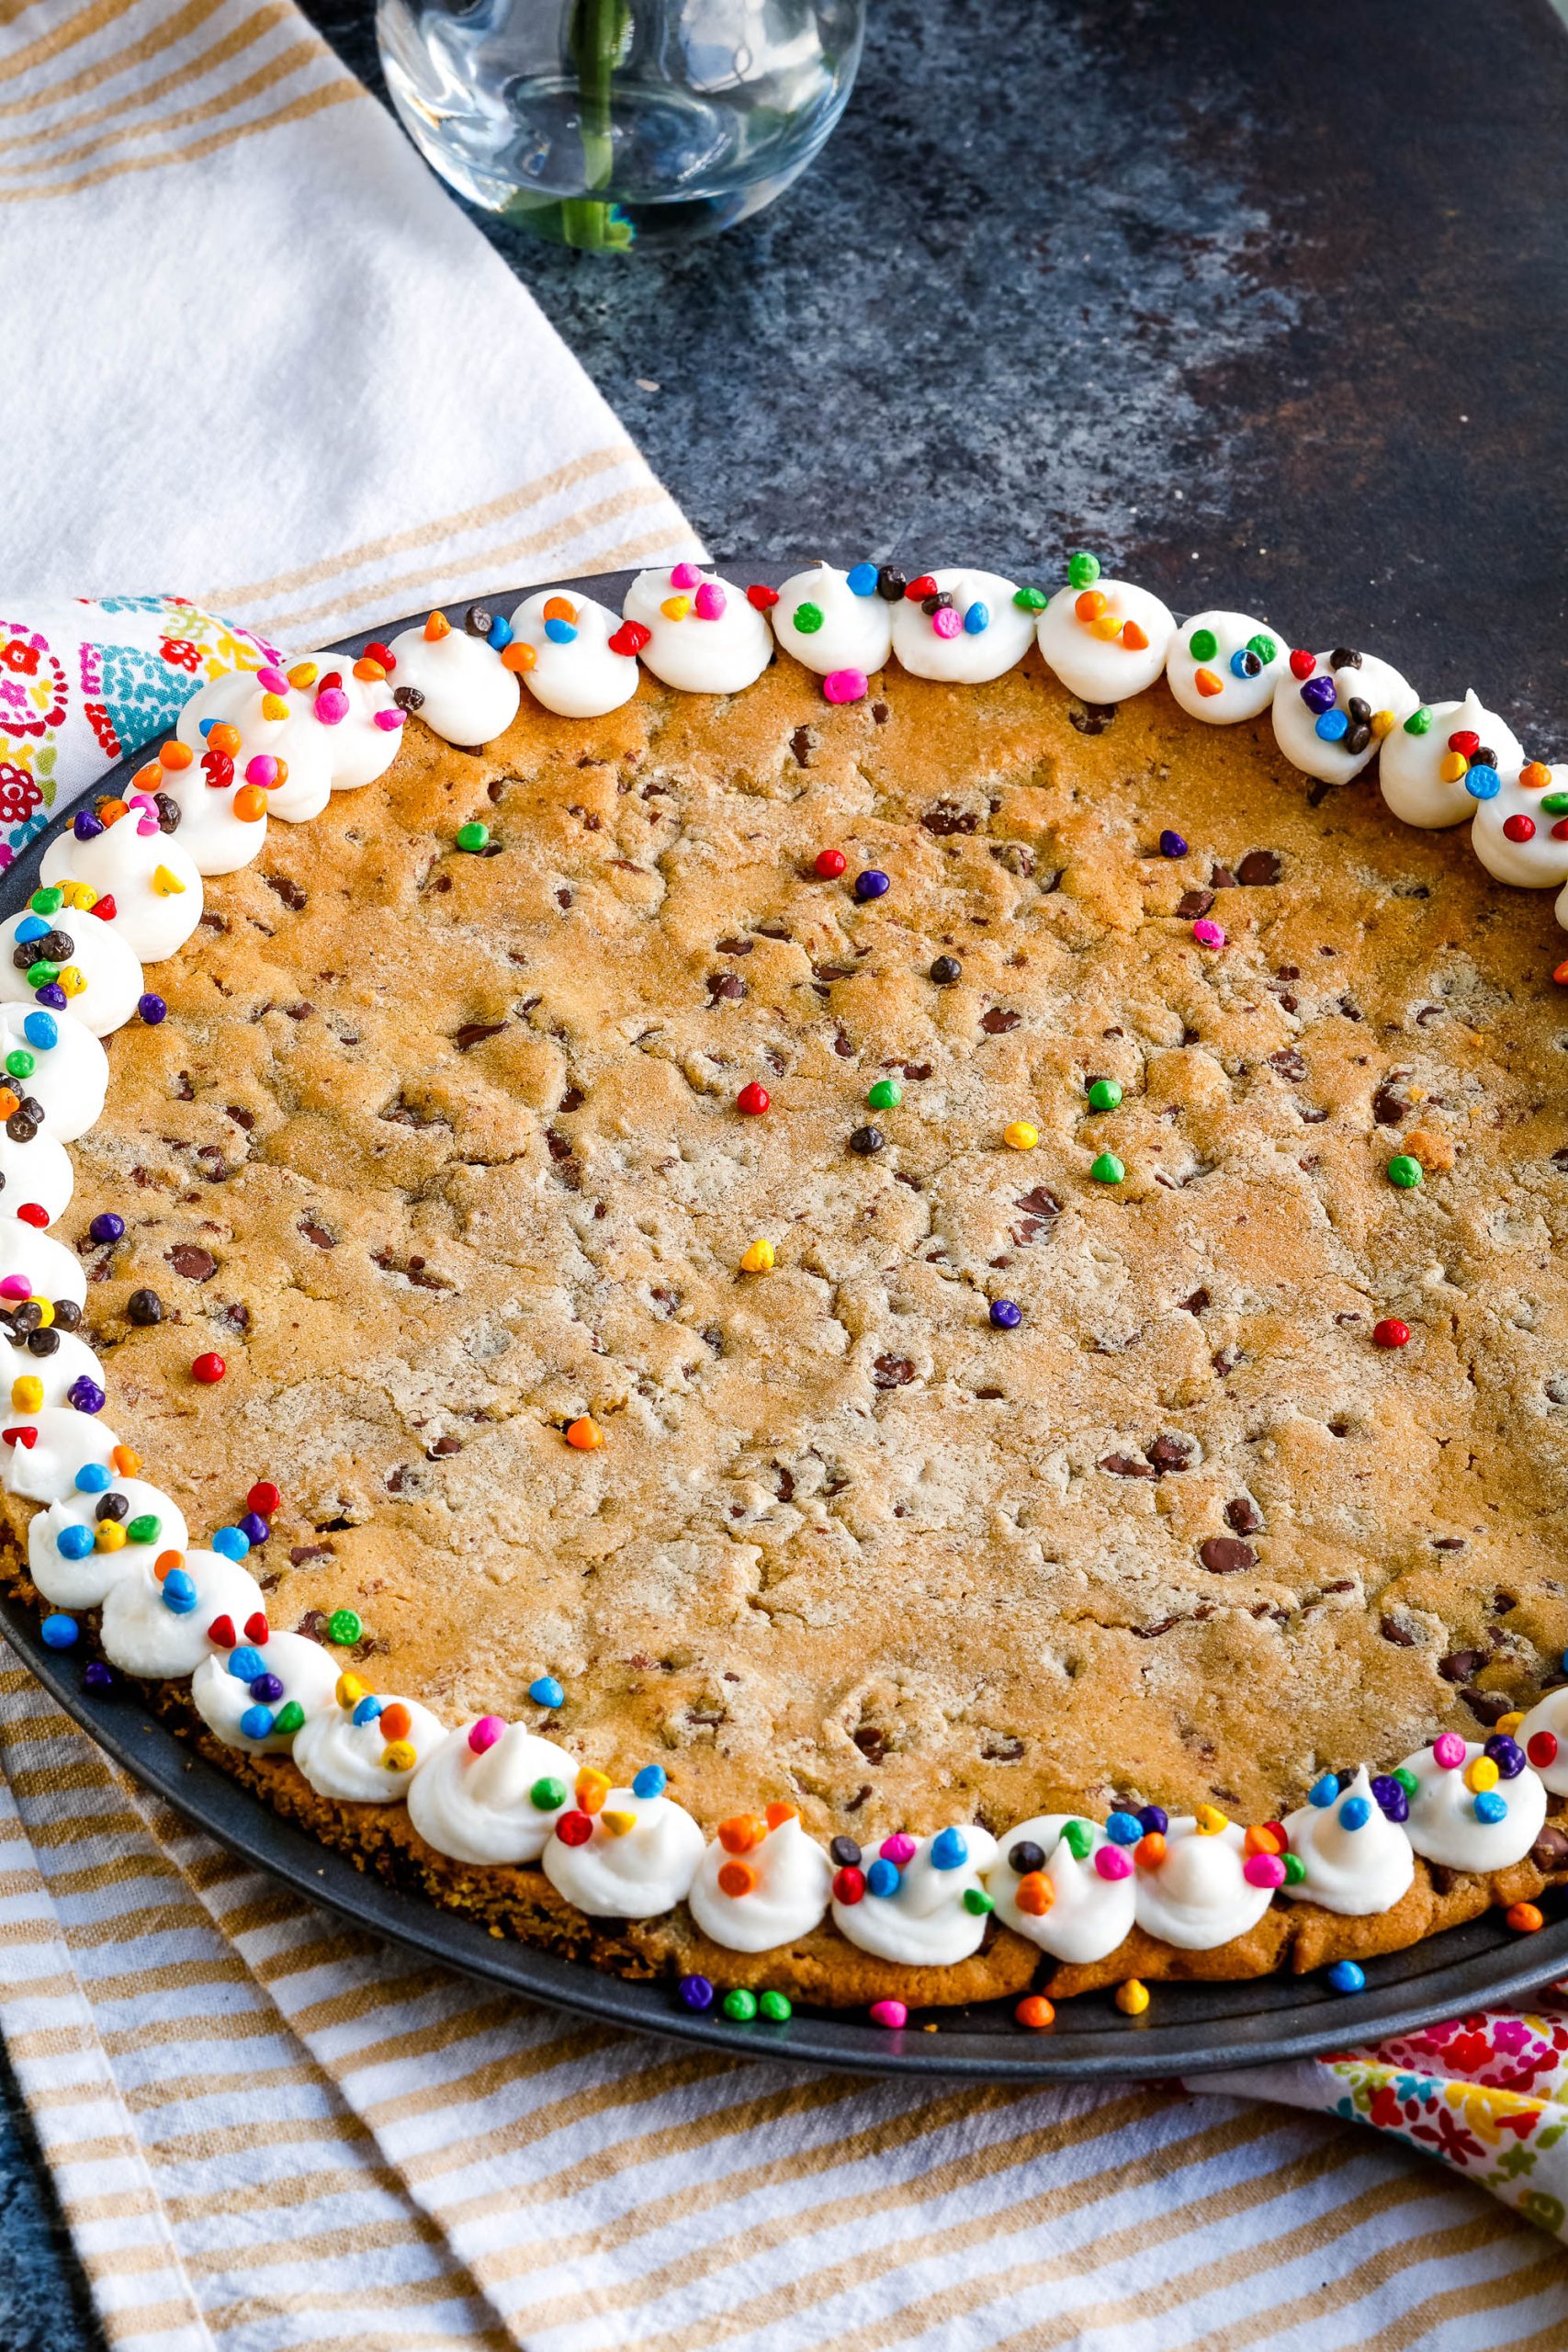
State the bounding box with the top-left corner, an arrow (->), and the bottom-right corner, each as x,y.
0,0 -> 699,645
6,1644 -> 1568,2352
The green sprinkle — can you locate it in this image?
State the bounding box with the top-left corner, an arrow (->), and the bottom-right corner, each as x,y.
4,1050 -> 33,1080
722,1987 -> 758,2021
274,1701 -> 305,1736
962,1887 -> 995,1916
793,601 -> 824,636
1404,707 -> 1433,737
1012,585 -> 1047,613
531,1775 -> 568,1812
25,962 -> 57,989
1386,1154 -> 1423,1190
866,1078 -> 902,1112
1282,1852 -> 1306,1885
28,888 -> 62,917
1061,1818 -> 1094,1861
1066,551 -> 1100,591
1540,793 -> 1568,817
456,820 -> 490,852
326,1606 -> 362,1645
1394,1766 -> 1419,1796
758,1988 -> 793,2021
1189,628 -> 1218,662
1090,1151 -> 1125,1185
126,1513 -> 160,1545
1247,633 -> 1279,666
1087,1078 -> 1122,1114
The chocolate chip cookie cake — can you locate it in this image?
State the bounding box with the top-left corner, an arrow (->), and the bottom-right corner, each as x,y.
5,555 -> 1568,2027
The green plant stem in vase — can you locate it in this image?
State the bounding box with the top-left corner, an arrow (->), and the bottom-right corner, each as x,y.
560,0 -> 636,251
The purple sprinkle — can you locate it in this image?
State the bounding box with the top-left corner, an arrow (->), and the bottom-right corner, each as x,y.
238,1511 -> 270,1544
989,1299 -> 1022,1330
35,984 -> 66,1011
1158,830 -> 1188,858
89,1212 -> 125,1244
251,1672 -> 286,1704
678,1973 -> 715,2012
853,869 -> 890,902
67,1377 -> 106,1414
138,994 -> 166,1025
1300,674 -> 1337,715
83,1659 -> 114,1693
73,812 -> 105,842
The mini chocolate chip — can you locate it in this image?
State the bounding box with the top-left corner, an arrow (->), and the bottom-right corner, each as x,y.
1330,647 -> 1362,670
850,1125 -> 885,1156
126,1288 -> 164,1326
1224,1498 -> 1263,1534
464,605 -> 492,636
930,955 -> 963,985
1009,1839 -> 1046,1876
51,1300 -> 82,1332
26,1328 -> 58,1356
876,567 -> 907,601
95,1493 -> 129,1522
393,684 -> 424,711
829,1836 -> 862,1867
1199,1535 -> 1256,1574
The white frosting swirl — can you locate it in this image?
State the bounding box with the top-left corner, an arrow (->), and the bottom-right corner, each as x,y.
293,1690 -> 448,1802
98,1548 -> 266,1679
1280,1767 -> 1416,1916
686,1811 -> 834,1952
1516,1690 -> 1568,1797
160,759 -> 267,876
1471,755 -> 1565,888
288,650 -> 402,788
39,814 -> 204,966
1270,648 -> 1419,784
0,906 -> 142,1038
1,1327 -> 105,1416
176,676 -> 332,824
28,1476 -> 187,1610
1132,1816 -> 1274,1950
1164,610 -> 1285,724
174,668 -> 260,748
0,1228 -> 85,1311
505,591 -> 641,718
1036,577 -> 1177,701
830,1825 -> 998,1966
191,1631 -> 340,1755
1,1407 -> 124,1504
984,1813 -> 1136,1963
540,1785 -> 705,1917
406,1721 -> 576,1863
770,565 -> 893,679
622,567 -> 773,695
892,569 -> 1037,685
1398,1739 -> 1547,1871
0,1004 -> 107,1142
0,1125 -> 73,1227
384,619 -> 521,745
1378,691 -> 1526,830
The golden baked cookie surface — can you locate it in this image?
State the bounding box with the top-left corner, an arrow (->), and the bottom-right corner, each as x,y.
24,654 -> 1568,1869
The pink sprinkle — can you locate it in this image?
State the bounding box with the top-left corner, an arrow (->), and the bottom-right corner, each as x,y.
1094,1846 -> 1134,1881
313,687 -> 350,727
869,1999 -> 908,2030
694,582 -> 727,622
880,1833 -> 917,1866
1433,1733 -> 1467,1770
136,816 -> 159,836
256,665 -> 289,695
468,1715 -> 505,1754
128,793 -> 158,817
244,755 -> 278,789
670,562 -> 700,593
0,1276 -> 29,1300
1191,919 -> 1225,949
931,606 -> 963,640
373,707 -> 404,731
1243,1852 -> 1286,1889
823,668 -> 868,706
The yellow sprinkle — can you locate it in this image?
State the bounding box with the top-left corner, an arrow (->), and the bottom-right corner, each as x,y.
1466,1757 -> 1500,1793
70,885 -> 97,911
1371,708 -> 1397,740
287,662 -> 319,689
29,1299 -> 52,1328
601,1808 -> 637,1837
1193,1804 -> 1229,1836
1115,1978 -> 1151,2016
739,1238 -> 774,1273
152,865 -> 186,898
260,692 -> 289,722
9,1376 -> 41,1411
1438,750 -> 1468,783
95,1522 -> 127,1553
382,1740 -> 416,1772
1496,1711 -> 1525,1735
660,594 -> 692,621
1089,611 -> 1122,640
1004,1121 -> 1038,1151
59,967 -> 85,998
335,1672 -> 366,1710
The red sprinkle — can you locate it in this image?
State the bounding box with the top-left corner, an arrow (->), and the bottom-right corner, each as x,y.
363,641 -> 396,673
814,848 -> 847,879
208,1614 -> 237,1648
1288,649 -> 1316,680
556,1810 -> 593,1848
247,1479 -> 281,1516
16,1204 -> 47,1227
1503,814 -> 1536,842
1372,1318 -> 1410,1349
1529,1730 -> 1559,1770
904,575 -> 937,602
832,1865 -> 865,1905
745,583 -> 780,611
607,620 -> 651,658
243,1611 -> 269,1644
736,1082 -> 771,1116
1448,729 -> 1481,757
191,1352 -> 226,1385
90,896 -> 117,922
1,1426 -> 36,1449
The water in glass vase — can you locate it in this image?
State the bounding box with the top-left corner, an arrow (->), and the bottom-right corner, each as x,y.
377,0 -> 865,251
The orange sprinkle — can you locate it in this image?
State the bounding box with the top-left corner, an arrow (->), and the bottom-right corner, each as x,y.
233,786 -> 267,822
501,640 -> 537,673
1135,1831 -> 1167,1868
153,1549 -> 182,1582
1555,959 -> 1568,987
209,722 -> 242,756
1506,1902 -> 1545,1933
764,1801 -> 797,1830
112,1445 -> 141,1476
129,764 -> 160,794
0,1092 -> 18,1122
717,1860 -> 758,1899
1521,761 -> 1553,792
1015,1994 -> 1055,2030
717,1814 -> 766,1856
575,1768 -> 611,1814
565,1416 -> 603,1451
1120,620 -> 1150,651
542,595 -> 577,625
353,657 -> 387,682
159,740 -> 193,770
100,797 -> 131,822
423,610 -> 451,640
1193,668 -> 1223,698
1015,1871 -> 1054,1917
1074,589 -> 1107,624
1244,1823 -> 1286,1858
378,1702 -> 412,1742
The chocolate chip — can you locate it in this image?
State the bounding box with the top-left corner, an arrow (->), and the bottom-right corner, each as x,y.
1531,1826 -> 1568,1871
1177,890 -> 1214,919
265,875 -> 308,911
1224,1498 -> 1263,1534
930,956 -> 963,986
1330,648 -> 1362,671
921,802 -> 979,837
454,1022 -> 506,1050
126,1288 -> 163,1326
852,1725 -> 887,1762
716,937 -> 753,956
299,1220 -> 336,1250
1013,1186 -> 1062,1219
829,1835 -> 862,1867
1235,851 -> 1281,887
789,727 -> 813,767
1179,1287 -> 1211,1314
876,568 -> 907,601
1372,1081 -> 1408,1125
1199,1536 -> 1256,1574
1438,1648 -> 1483,1683
850,1125 -> 885,1156
705,972 -> 747,1004
51,1300 -> 81,1332
1462,1687 -> 1514,1727
980,1008 -> 1021,1034
1100,1452 -> 1156,1479
872,1355 -> 916,1386
1147,1434 -> 1195,1474
1269,1049 -> 1306,1081
1210,866 -> 1237,891
166,1245 -> 216,1282
1067,702 -> 1117,735
392,684 -> 424,711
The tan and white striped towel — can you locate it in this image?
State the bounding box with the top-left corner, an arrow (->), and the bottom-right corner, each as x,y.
1,0 -> 699,642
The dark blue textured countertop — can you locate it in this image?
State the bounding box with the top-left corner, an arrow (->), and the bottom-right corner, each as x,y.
6,3 -> 1564,2344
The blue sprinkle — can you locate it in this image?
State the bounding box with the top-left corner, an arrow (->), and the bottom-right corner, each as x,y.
486,615 -> 513,651
351,1695 -> 383,1726
211,1525 -> 250,1561
678,1973 -> 715,2011
865,1857 -> 900,1898
162,1569 -> 197,1615
15,917 -> 47,945
75,1464 -> 110,1492
23,1012 -> 58,1051
1339,1795 -> 1372,1831
228,1645 -> 266,1682
1229,648 -> 1261,679
1308,1774 -> 1338,1808
240,1705 -> 276,1740
845,563 -> 878,597
931,1826 -> 969,1871
1326,1960 -> 1366,1995
1105,1811 -> 1143,1846
1464,764 -> 1501,800
1562,1648 -> 1568,1675
56,1524 -> 95,1561
1314,708 -> 1349,742
40,1612 -> 78,1649
198,718 -> 215,739
1473,1790 -> 1507,1825
530,1674 -> 565,1709
963,602 -> 990,636
853,869 -> 890,902
544,618 -> 578,645
632,1764 -> 666,1800
1158,831 -> 1187,859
